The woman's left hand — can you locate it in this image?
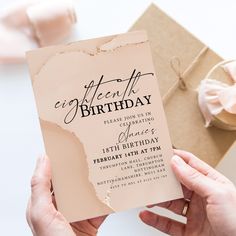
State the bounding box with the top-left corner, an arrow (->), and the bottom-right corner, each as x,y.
26,155 -> 107,236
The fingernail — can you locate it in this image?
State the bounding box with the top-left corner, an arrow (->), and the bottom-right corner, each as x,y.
139,210 -> 149,222
172,155 -> 185,166
139,210 -> 156,225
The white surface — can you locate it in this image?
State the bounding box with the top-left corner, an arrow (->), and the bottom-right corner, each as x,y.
1,0 -> 236,235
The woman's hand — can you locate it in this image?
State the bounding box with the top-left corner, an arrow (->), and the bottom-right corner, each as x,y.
139,150 -> 236,236
26,155 -> 106,236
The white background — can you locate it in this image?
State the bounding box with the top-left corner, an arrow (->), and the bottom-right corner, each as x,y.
1,0 -> 236,235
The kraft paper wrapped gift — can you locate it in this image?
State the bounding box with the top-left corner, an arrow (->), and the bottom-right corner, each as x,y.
130,4 -> 236,166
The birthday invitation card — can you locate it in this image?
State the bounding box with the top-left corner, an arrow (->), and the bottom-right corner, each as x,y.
26,31 -> 183,222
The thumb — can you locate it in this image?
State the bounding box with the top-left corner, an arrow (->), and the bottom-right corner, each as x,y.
30,155 -> 52,206
171,155 -> 217,198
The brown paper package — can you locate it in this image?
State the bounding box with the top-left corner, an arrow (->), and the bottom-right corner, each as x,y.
130,4 -> 236,166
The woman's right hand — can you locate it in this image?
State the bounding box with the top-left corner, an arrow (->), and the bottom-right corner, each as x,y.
140,150 -> 236,236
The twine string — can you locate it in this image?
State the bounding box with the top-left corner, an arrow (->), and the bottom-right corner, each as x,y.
170,57 -> 187,90
163,46 -> 209,104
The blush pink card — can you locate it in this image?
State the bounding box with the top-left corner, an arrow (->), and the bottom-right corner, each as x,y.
26,31 -> 183,222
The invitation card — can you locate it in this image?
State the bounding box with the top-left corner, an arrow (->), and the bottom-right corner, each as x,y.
27,31 -> 183,222
216,141 -> 236,186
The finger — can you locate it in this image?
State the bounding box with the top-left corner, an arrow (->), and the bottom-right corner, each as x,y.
72,216 -> 107,235
139,210 -> 185,236
88,215 -> 108,229
26,199 -> 34,232
147,184 -> 192,215
174,149 -> 230,183
148,199 -> 186,215
72,221 -> 97,235
171,155 -> 218,198
30,155 -> 52,206
148,199 -> 187,215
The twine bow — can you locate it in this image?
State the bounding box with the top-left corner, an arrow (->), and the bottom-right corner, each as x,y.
163,46 -> 209,104
170,57 -> 187,90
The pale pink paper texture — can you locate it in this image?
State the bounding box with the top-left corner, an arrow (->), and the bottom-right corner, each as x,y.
198,60 -> 236,128
26,31 -> 183,222
0,0 -> 76,64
